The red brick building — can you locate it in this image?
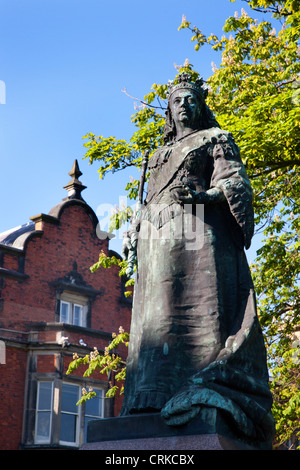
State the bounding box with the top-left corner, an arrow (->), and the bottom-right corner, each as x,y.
0,160 -> 131,449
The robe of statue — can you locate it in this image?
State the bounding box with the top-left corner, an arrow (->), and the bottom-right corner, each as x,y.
120,127 -> 274,444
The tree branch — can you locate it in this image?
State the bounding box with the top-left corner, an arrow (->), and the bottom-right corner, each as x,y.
251,160 -> 300,178
242,0 -> 292,16
121,88 -> 166,110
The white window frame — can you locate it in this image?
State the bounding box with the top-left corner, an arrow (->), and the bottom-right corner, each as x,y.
60,300 -> 70,323
59,295 -> 87,327
73,303 -> 83,326
84,388 -> 104,443
34,380 -> 105,447
59,383 -> 80,447
34,381 -> 54,444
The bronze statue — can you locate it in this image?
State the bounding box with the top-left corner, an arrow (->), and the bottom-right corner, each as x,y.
121,73 -> 274,446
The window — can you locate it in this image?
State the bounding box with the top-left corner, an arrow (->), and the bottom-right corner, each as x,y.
60,301 -> 83,326
35,382 -> 53,444
60,383 -> 80,445
84,388 -> 104,442
58,291 -> 89,327
34,380 -> 104,447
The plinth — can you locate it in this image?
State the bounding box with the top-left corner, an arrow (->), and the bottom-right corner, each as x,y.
81,409 -> 271,450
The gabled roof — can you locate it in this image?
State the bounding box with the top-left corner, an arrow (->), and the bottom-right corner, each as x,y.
0,160 -> 112,252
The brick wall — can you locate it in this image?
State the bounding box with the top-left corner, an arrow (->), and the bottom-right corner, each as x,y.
0,194 -> 132,449
0,347 -> 27,450
0,203 -> 131,334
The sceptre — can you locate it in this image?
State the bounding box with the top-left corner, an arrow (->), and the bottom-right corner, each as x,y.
123,150 -> 149,277
137,150 -> 149,207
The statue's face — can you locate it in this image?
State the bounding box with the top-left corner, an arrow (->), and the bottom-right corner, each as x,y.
170,88 -> 201,131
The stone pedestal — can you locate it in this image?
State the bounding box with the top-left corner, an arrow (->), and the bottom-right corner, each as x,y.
81,409 -> 271,450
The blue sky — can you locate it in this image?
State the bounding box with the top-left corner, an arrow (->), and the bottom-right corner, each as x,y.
0,0 -> 268,259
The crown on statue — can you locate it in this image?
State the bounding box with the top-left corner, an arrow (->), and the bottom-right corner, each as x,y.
167,73 -> 208,100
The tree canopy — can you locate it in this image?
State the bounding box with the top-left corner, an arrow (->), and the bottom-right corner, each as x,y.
72,0 -> 300,449
178,0 -> 300,449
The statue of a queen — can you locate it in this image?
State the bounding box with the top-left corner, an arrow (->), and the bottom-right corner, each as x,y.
121,73 -> 274,447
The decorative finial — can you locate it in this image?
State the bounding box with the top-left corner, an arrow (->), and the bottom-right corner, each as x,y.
69,160 -> 82,181
63,159 -> 87,200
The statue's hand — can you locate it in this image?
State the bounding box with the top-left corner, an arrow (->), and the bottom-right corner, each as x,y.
171,186 -> 198,205
170,186 -> 225,205
181,188 -> 199,204
126,264 -> 135,278
121,234 -> 131,261
124,239 -> 137,278
181,188 -> 226,205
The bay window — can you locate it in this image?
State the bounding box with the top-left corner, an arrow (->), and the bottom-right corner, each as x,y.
34,381 -> 104,447
35,381 -> 53,444
84,388 -> 104,441
60,383 -> 80,445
